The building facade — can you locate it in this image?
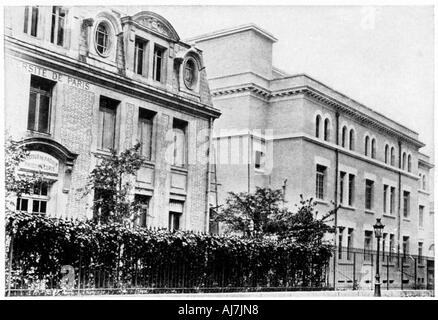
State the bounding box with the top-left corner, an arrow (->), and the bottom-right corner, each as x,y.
189,25 -> 434,263
4,6 -> 220,232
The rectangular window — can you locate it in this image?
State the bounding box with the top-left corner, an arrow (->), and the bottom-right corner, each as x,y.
418,242 -> 423,264
419,205 -> 424,228
382,233 -> 387,261
137,108 -> 155,161
339,171 -> 346,204
390,186 -> 396,214
365,179 -> 374,210
50,6 -> 66,46
24,6 -> 39,37
315,165 -> 326,200
348,174 -> 355,206
134,37 -> 147,75
98,96 -> 119,150
347,228 -> 353,260
172,118 -> 187,167
16,198 -> 29,212
364,231 -> 373,261
403,191 -> 410,218
134,194 -> 150,227
169,201 -> 184,231
383,185 -> 388,213
28,76 -> 54,134
16,182 -> 49,214
153,45 -> 165,82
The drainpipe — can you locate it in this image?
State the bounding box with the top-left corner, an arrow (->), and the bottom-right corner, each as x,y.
397,140 -> 402,265
248,133 -> 252,193
333,111 -> 340,289
205,117 -> 214,233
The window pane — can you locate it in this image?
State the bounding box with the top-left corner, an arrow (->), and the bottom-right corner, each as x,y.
32,200 -> 40,213
50,7 -> 56,43
40,201 -> 47,213
24,6 -> 29,33
102,110 -> 115,149
38,94 -> 50,133
57,8 -> 66,46
41,182 -> 48,196
30,6 -> 38,37
27,91 -> 37,130
139,118 -> 153,160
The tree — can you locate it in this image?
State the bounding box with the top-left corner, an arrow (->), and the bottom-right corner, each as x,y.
86,143 -> 147,225
214,187 -> 288,237
274,195 -> 336,245
4,134 -> 44,212
214,187 -> 336,245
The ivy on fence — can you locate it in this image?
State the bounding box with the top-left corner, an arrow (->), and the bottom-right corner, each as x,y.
6,211 -> 333,292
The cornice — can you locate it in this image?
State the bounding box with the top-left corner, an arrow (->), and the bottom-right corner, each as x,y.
5,36 -> 221,120
211,84 -> 425,148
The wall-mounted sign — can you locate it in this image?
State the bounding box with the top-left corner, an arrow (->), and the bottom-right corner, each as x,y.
22,62 -> 91,91
19,151 -> 59,176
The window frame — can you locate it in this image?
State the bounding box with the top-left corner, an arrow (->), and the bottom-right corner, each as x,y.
94,21 -> 113,57
50,6 -> 67,47
153,44 -> 166,83
27,76 -> 54,134
365,179 -> 374,211
315,164 -> 326,200
98,96 -> 119,151
24,6 -> 39,37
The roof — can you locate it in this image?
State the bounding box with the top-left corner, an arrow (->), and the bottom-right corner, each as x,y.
186,23 -> 278,44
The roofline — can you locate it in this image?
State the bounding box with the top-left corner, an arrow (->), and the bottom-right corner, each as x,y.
185,23 -> 278,44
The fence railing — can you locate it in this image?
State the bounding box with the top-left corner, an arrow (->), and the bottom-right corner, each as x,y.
6,245 -> 434,296
327,246 -> 435,291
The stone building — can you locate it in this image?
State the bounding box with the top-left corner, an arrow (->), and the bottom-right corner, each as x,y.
189,24 -> 434,265
4,6 -> 220,232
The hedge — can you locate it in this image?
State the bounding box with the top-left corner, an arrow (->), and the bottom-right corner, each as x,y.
6,211 -> 333,292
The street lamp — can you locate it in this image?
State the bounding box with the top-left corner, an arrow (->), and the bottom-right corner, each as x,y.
373,218 -> 385,297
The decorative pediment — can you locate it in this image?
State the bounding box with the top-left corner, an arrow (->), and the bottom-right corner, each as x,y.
124,11 -> 180,42
19,137 -> 78,167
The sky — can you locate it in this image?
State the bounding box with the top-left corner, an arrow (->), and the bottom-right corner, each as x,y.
118,5 -> 434,159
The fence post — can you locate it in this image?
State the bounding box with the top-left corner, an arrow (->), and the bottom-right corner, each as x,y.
414,258 -> 417,289
400,255 -> 403,290
352,251 -> 356,290
386,254 -> 389,290
7,234 -> 14,297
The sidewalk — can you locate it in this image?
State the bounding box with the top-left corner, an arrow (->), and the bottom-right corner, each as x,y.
75,289 -> 434,299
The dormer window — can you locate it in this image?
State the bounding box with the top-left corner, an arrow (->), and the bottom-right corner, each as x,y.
134,37 -> 148,76
95,22 -> 111,56
183,58 -> 198,90
153,45 -> 165,82
50,6 -> 66,46
24,6 -> 39,37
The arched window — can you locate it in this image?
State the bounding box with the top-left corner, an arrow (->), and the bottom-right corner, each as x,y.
349,129 -> 355,151
324,118 -> 330,141
315,115 -> 321,138
407,154 -> 412,172
391,147 -> 396,166
341,126 -> 347,148
371,138 -> 376,159
364,136 -> 370,156
402,152 -> 407,170
384,144 -> 389,164
422,175 -> 426,190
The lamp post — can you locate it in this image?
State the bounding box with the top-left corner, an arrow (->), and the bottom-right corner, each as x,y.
373,218 -> 385,297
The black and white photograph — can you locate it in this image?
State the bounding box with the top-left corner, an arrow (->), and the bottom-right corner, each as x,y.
1,1 -> 435,304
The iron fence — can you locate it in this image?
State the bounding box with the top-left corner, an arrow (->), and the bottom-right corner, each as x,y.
328,246 -> 434,291
5,245 -> 434,296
